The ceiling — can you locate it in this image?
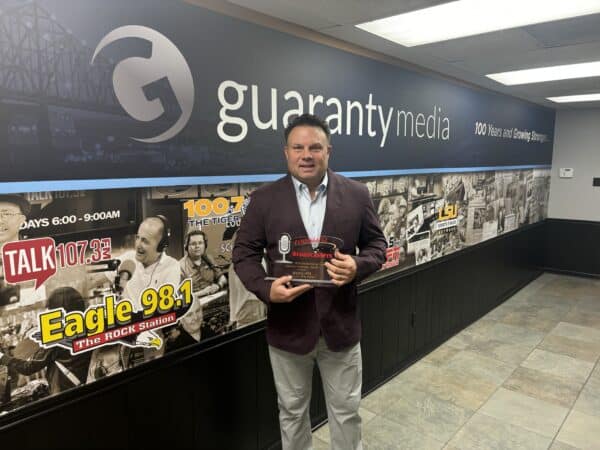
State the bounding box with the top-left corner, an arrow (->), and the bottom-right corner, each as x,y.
224,0 -> 600,110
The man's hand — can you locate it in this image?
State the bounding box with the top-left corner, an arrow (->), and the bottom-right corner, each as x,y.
324,250 -> 357,287
197,283 -> 221,297
269,275 -> 312,303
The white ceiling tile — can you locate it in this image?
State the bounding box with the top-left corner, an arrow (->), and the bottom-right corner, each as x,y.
421,29 -> 544,63
222,0 -> 600,107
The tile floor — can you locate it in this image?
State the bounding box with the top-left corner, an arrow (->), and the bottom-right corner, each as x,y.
312,273 -> 600,449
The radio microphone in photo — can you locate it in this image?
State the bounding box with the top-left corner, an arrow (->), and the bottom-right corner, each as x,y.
278,233 -> 292,263
86,258 -> 121,273
115,259 -> 136,294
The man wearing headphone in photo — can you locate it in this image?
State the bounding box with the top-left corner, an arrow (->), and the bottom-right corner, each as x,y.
179,229 -> 227,297
110,215 -> 180,310
90,215 -> 181,369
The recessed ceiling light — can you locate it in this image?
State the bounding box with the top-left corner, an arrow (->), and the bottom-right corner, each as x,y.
487,61 -> 600,85
547,93 -> 600,103
356,0 -> 600,47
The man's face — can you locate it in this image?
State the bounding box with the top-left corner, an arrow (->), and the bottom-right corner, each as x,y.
398,205 -> 407,218
284,125 -> 331,188
134,218 -> 163,267
187,234 -> 206,260
0,202 -> 25,244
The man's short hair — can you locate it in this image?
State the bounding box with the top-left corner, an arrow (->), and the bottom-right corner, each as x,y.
0,194 -> 31,216
47,286 -> 85,313
185,229 -> 207,253
284,113 -> 330,143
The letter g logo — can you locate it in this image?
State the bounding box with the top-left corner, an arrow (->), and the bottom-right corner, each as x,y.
91,25 -> 194,143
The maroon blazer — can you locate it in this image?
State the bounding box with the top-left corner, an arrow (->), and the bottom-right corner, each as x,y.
233,170 -> 387,354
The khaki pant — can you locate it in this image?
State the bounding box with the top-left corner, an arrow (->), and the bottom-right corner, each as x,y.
268,338 -> 363,450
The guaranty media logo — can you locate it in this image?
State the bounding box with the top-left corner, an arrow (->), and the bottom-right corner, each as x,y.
91,25 -> 195,143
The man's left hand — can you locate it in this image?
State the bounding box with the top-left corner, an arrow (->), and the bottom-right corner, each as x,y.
324,250 -> 357,287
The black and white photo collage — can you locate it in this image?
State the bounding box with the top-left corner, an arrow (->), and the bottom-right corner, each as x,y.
362,169 -> 551,269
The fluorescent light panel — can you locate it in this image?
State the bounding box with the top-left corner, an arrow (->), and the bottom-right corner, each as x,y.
487,61 -> 600,85
547,93 -> 600,103
356,0 -> 600,47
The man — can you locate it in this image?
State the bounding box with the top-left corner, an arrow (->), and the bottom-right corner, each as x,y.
100,215 -> 180,367
165,297 -> 203,352
0,195 -> 31,306
179,229 -> 227,296
0,194 -> 29,247
0,287 -> 91,395
113,215 -> 180,310
233,114 -> 386,450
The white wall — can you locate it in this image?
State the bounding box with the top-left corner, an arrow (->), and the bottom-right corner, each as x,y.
548,109 -> 600,221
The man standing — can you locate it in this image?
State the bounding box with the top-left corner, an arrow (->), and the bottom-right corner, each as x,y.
233,114 -> 386,450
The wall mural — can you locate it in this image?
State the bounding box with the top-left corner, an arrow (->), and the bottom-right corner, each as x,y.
0,168 -> 550,415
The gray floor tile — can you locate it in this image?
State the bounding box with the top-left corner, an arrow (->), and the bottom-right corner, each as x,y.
540,277 -> 598,301
575,297 -> 600,315
499,312 -> 560,333
549,441 -> 582,450
478,388 -> 569,437
466,338 -> 537,365
445,412 -> 552,450
509,303 -> 572,321
313,407 -> 376,444
444,329 -> 490,350
564,307 -> 600,329
550,322 -> 600,345
556,410 -> 600,449
538,334 -> 600,363
503,366 -> 583,408
464,318 -> 499,335
485,322 -> 546,347
591,362 -> 600,380
421,345 -> 462,367
388,361 -> 438,388
524,291 -> 579,308
410,367 -> 498,411
572,371 -> 600,418
312,436 -> 329,450
363,415 -> 445,450
381,386 -> 474,443
361,379 -> 415,415
521,349 -> 595,383
484,303 -> 515,321
443,350 -> 516,385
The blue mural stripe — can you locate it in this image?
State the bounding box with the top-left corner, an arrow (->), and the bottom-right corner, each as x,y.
0,165 -> 552,194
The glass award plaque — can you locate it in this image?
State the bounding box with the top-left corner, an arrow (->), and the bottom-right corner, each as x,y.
265,234 -> 344,286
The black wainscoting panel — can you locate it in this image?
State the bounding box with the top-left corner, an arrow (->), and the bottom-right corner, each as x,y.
359,288 -> 383,392
544,219 -> 600,276
1,223 -> 550,449
191,334 -> 259,450
125,360 -> 198,448
380,283 -> 403,378
2,386 -> 129,448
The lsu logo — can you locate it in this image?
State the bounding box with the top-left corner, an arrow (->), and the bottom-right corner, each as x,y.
91,25 -> 194,143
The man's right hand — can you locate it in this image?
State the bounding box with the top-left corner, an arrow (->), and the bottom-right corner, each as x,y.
269,275 -> 312,303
